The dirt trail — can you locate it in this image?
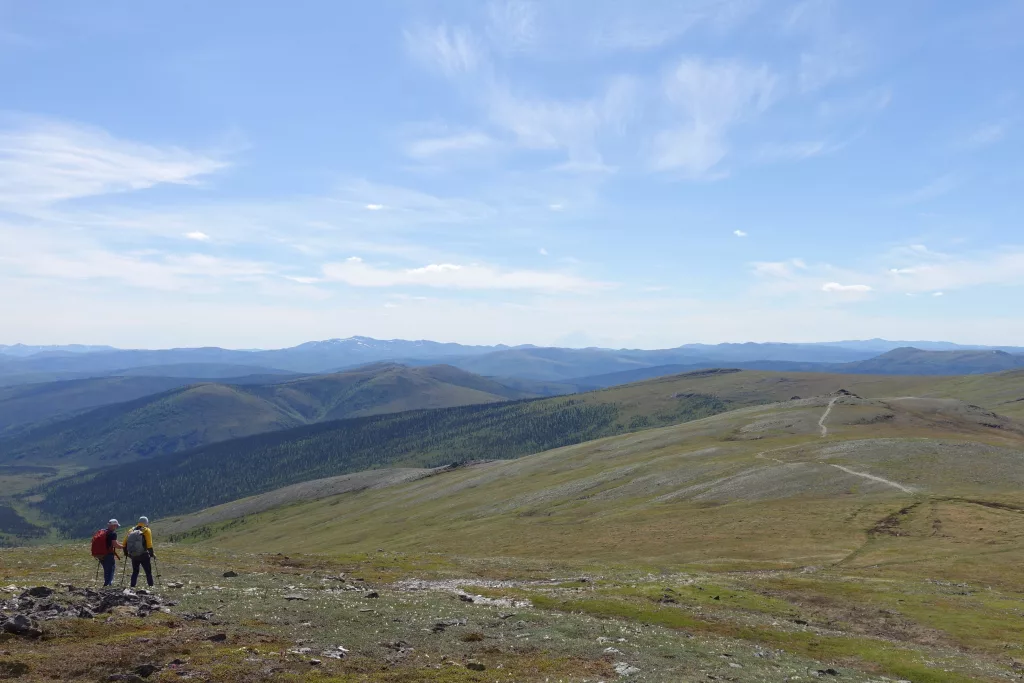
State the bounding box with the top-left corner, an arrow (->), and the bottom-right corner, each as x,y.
819,396 -> 838,437
828,464 -> 915,494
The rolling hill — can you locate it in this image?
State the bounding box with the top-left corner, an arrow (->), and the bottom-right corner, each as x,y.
0,363 -> 533,469
0,376 -> 206,434
568,347 -> 1024,388
166,386 -> 1024,574
32,367 -> 1022,536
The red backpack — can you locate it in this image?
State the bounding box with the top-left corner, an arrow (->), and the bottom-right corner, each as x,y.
91,529 -> 109,558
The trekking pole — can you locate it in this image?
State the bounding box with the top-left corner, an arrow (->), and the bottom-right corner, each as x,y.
120,556 -> 127,587
94,558 -> 100,584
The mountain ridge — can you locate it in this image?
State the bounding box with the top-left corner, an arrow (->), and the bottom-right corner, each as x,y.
0,363 -> 535,468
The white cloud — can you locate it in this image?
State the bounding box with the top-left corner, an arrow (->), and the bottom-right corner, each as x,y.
539,247 -> 549,256
548,203 -> 564,211
894,173 -> 961,205
404,24 -> 480,77
652,58 -> 777,177
0,227 -> 274,292
785,0 -> 867,92
932,291 -> 944,297
184,231 -> 210,241
755,140 -> 843,163
752,259 -> 807,279
486,0 -> 539,53
0,119 -> 228,207
733,229 -> 747,237
822,282 -> 871,293
884,248 -> 1024,293
364,203 -> 385,211
321,258 -> 609,292
406,131 -> 497,159
965,121 -> 1008,149
486,75 -> 637,169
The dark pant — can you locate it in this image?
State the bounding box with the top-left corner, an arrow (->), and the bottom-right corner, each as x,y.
100,554 -> 116,586
130,555 -> 154,587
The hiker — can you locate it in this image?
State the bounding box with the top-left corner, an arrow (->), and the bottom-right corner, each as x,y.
90,519 -> 122,586
124,516 -> 156,588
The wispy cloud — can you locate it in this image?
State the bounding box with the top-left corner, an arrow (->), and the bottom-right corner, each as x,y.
822,282 -> 871,293
364,203 -> 385,211
894,173 -> 961,205
486,0 -> 539,53
321,256 -> 609,292
652,58 -> 777,177
752,258 -> 808,279
0,118 -> 228,207
486,75 -> 637,170
784,0 -> 867,92
406,131 -> 497,159
964,121 -> 1009,149
751,244 -> 1024,299
184,231 -> 210,241
733,229 -> 748,237
404,23 -> 481,77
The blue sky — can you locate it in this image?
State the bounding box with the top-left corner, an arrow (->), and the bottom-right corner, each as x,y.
1,0 -> 1022,349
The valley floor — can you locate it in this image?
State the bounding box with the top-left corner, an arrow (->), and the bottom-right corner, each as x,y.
3,543 -> 1024,682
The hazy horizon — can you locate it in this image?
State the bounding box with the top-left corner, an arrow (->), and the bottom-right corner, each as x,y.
3,2 -> 1022,347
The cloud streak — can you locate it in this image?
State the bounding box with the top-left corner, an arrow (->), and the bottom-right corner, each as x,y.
0,119 -> 228,207
652,58 -> 777,177
322,257 -> 610,292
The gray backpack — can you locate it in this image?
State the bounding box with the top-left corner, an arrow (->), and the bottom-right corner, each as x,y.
125,527 -> 147,559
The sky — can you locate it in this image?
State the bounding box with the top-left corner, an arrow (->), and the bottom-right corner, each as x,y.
1,0 -> 1023,349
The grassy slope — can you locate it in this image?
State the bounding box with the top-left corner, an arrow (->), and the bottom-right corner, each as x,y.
185,391 -> 1024,582
0,364 -> 530,468
30,368 -> 1023,536
6,370 -> 1024,682
0,376 -> 204,433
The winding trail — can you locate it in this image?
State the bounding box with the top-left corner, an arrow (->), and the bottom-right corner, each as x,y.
826,464 -> 915,494
752,395 -> 916,495
818,396 -> 839,437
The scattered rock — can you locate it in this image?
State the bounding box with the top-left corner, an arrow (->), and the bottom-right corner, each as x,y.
365,591 -> 380,599
283,594 -> 308,601
458,593 -> 474,602
222,571 -> 238,578
1,614 -> 42,638
603,647 -> 623,655
614,662 -> 640,676
309,659 -> 322,666
432,618 -> 467,633
0,661 -> 30,678
78,607 -> 95,619
817,669 -> 840,676
498,613 -> 516,620
133,663 -> 161,678
182,611 -> 213,621
466,660 -> 486,671
207,633 -> 228,643
23,586 -> 54,598
166,582 -> 184,589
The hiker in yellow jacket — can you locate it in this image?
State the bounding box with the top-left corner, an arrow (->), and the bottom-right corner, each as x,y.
124,516 -> 156,588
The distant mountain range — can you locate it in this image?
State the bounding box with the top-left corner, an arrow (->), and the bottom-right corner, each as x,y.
0,363 -> 537,468
572,347 -> 1024,388
3,336 -> 1023,386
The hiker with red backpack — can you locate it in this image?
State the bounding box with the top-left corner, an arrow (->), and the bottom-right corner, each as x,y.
124,517 -> 157,588
90,519 -> 123,587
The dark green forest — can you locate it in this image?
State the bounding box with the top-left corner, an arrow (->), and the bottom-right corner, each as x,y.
32,393 -> 728,537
